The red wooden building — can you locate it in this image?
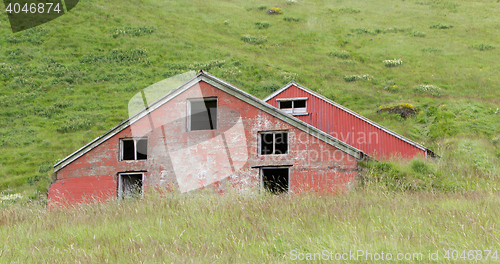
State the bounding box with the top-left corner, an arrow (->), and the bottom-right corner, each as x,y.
48,72 -> 365,205
264,82 -> 435,159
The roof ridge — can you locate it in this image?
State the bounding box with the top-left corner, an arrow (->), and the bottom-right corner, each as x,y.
54,72 -> 366,172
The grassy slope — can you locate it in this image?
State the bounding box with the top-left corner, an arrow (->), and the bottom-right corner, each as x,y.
0,0 -> 499,196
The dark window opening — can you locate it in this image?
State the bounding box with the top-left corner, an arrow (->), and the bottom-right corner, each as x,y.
262,168 -> 289,194
122,140 -> 135,160
294,100 -> 306,108
260,132 -> 288,155
119,173 -> 143,199
280,101 -> 292,109
121,138 -> 148,161
275,132 -> 288,154
260,133 -> 274,155
190,99 -> 217,131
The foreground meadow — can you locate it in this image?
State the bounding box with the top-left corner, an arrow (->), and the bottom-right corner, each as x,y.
1,189 -> 499,263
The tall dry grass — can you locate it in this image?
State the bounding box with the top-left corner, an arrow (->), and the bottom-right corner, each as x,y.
1,189 -> 499,263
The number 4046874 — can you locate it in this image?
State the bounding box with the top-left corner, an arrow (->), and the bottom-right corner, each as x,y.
444,250 -> 498,261
5,2 -> 61,14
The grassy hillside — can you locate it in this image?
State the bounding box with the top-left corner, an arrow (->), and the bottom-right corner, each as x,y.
0,0 -> 499,197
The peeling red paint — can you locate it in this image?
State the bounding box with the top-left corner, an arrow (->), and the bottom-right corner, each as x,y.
48,175 -> 116,206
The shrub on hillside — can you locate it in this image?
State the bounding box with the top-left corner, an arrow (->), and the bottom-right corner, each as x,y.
5,28 -> 49,45
255,22 -> 270,29
413,84 -> 442,97
411,31 -> 426,37
328,50 -> 350,59
80,49 -> 149,65
280,71 -> 299,81
267,7 -> 282,15
470,44 -> 495,51
338,7 -> 360,14
383,58 -> 402,67
343,74 -> 372,82
422,47 -> 440,53
283,17 -> 300,22
357,158 -> 466,192
377,103 -> 418,118
7,77 -> 40,90
241,35 -> 267,45
57,117 -> 92,133
351,28 -> 376,35
430,24 -> 453,29
384,86 -> 400,92
110,26 -> 155,38
376,27 -> 412,34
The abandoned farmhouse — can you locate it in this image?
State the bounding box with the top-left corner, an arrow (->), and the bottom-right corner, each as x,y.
48,71 -> 433,205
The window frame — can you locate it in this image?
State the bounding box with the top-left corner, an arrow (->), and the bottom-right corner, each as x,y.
258,130 -> 289,156
120,138 -> 148,161
117,172 -> 144,199
187,97 -> 218,131
277,97 -> 308,116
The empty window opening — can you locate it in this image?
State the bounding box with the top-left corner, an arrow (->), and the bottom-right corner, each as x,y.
275,132 -> 288,154
278,98 -> 307,115
262,168 -> 289,194
189,98 -> 217,131
261,133 -> 274,155
122,140 -> 135,160
280,100 -> 292,109
118,173 -> 143,199
121,138 -> 148,161
260,131 -> 288,155
293,99 -> 306,108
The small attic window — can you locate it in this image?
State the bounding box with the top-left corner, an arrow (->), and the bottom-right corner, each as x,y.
121,138 -> 148,161
188,98 -> 217,131
277,98 -> 308,115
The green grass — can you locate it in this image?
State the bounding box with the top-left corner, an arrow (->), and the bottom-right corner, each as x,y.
360,140 -> 500,192
470,43 -> 495,51
0,190 -> 499,262
0,0 -> 499,198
